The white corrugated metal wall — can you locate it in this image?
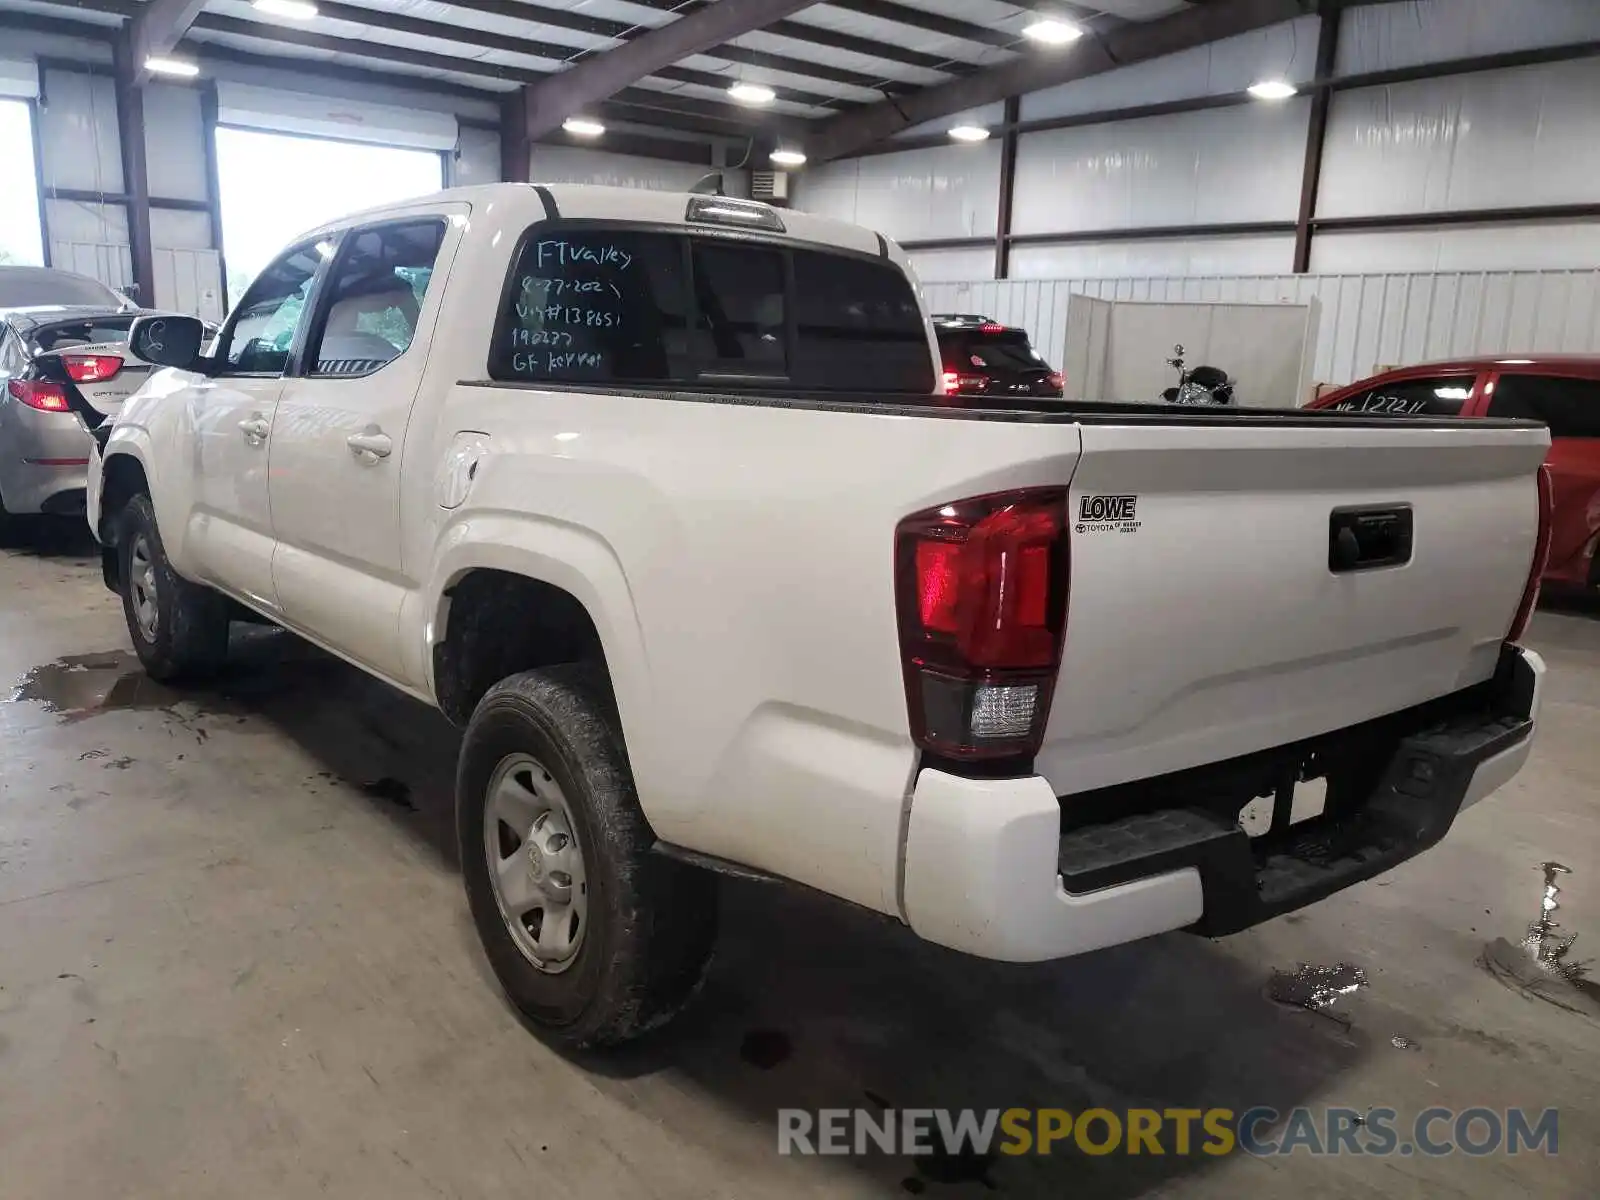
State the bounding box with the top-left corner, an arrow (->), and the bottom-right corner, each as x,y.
6,22 -> 505,318
800,0 -> 1600,378
922,269 -> 1600,390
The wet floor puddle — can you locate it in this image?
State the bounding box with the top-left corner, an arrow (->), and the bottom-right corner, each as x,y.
1480,861 -> 1600,1017
7,651 -> 188,722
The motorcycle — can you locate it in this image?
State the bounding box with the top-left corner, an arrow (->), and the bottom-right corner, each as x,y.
1161,344 -> 1236,405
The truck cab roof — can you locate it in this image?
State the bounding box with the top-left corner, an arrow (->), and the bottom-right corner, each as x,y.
294,182 -> 889,262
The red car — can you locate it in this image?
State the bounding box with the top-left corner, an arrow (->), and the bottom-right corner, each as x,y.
1310,356 -> 1600,589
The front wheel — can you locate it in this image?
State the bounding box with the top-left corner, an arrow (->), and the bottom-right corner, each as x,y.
457,665 -> 718,1048
116,493 -> 231,681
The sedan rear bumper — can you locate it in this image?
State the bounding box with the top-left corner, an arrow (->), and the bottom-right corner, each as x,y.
0,400 -> 93,515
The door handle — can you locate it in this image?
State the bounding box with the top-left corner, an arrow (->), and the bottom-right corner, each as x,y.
238,415 -> 270,443
347,429 -> 393,461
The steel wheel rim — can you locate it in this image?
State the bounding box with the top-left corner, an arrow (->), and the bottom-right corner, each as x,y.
129,534 -> 159,641
484,752 -> 589,974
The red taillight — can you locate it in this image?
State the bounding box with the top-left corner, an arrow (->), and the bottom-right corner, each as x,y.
895,490 -> 1070,760
62,353 -> 123,383
940,370 -> 988,395
1508,464 -> 1554,642
1047,371 -> 1065,393
6,378 -> 70,412
979,322 -> 1004,334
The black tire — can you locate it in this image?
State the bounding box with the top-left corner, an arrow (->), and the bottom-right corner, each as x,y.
457,664 -> 718,1048
116,493 -> 231,681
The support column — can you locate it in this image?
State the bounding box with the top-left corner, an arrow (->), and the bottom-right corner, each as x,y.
500,93 -> 531,183
113,30 -> 157,305
1292,1 -> 1341,274
200,80 -> 230,313
994,95 -> 1020,280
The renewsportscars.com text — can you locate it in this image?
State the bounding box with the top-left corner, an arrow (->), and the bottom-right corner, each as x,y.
777,1106 -> 1558,1158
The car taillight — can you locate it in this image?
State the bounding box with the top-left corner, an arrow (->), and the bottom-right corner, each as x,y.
62,353 -> 123,383
979,323 -> 1004,334
895,490 -> 1070,760
6,378 -> 70,412
940,370 -> 988,394
1508,464 -> 1554,642
1047,371 -> 1065,393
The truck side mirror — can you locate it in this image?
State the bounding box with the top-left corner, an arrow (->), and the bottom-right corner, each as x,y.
129,314 -> 208,371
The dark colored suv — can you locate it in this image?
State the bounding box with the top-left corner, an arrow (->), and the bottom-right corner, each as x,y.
932,314 -> 1064,399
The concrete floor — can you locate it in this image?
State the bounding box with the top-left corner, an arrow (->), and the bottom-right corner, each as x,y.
1,521 -> 1597,1200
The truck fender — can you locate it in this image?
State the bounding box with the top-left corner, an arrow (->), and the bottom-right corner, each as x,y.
422,513 -> 654,764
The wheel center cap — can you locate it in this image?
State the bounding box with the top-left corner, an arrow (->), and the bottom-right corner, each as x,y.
526,841 -> 545,883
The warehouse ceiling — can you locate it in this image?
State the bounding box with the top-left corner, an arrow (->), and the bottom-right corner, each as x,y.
3,0 -> 1316,159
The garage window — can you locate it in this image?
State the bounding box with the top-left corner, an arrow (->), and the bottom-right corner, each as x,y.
490,225 -> 932,393
1486,375 -> 1600,438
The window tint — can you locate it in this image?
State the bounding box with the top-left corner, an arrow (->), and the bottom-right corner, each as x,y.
692,241 -> 785,376
490,226 -> 934,393
219,242 -> 325,374
1329,376 -> 1474,416
792,250 -> 932,391
1486,374 -> 1600,438
941,329 -> 1047,374
307,221 -> 446,377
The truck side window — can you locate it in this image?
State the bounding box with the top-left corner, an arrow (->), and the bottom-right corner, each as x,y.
1330,377 -> 1474,416
305,220 -> 446,377
218,242 -> 325,376
1486,375 -> 1600,437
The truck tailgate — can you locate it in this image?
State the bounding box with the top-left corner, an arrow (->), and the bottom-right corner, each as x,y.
1038,417 -> 1550,797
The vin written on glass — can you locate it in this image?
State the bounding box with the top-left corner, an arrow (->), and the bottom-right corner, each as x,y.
504,237 -> 637,376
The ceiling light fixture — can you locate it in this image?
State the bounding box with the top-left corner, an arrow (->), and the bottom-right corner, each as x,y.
1247,79 -> 1297,100
1023,17 -> 1083,45
728,82 -> 776,105
562,117 -> 605,137
948,125 -> 991,142
143,56 -> 200,78
252,0 -> 319,18
769,148 -> 807,166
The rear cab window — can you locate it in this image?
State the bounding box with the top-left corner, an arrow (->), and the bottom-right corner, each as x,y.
1485,374 -> 1600,437
489,224 -> 933,394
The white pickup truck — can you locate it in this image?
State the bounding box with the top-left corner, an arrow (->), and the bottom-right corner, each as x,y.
86,183 -> 1551,1048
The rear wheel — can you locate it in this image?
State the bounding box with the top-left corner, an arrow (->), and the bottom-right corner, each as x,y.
458,665 -> 718,1048
116,493 -> 231,681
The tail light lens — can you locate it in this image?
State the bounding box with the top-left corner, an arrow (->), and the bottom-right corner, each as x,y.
1047,371 -> 1065,393
940,370 -> 989,395
6,378 -> 70,412
1508,464 -> 1554,642
62,353 -> 123,383
895,490 -> 1070,760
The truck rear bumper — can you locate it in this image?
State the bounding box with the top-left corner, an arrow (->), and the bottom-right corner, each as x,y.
901,645 -> 1543,961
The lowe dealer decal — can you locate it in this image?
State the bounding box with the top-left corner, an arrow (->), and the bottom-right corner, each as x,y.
1076,494 -> 1141,535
